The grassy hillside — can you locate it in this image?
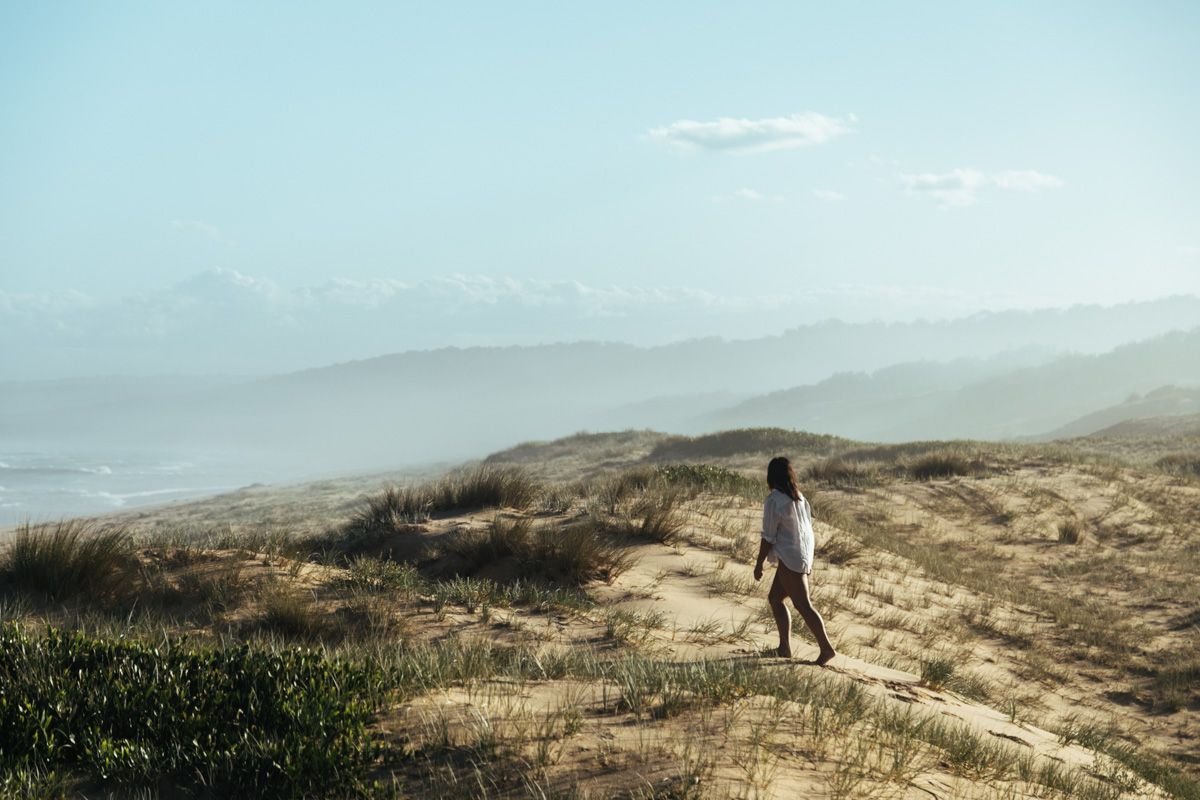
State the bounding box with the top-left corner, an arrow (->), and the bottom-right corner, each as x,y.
1038,388 -> 1200,441
1,429 -> 1198,797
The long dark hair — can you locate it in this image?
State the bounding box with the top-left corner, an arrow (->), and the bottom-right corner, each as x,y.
767,456 -> 801,501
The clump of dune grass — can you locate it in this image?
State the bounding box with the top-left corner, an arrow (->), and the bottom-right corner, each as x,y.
820,532 -> 864,565
804,458 -> 881,488
0,521 -> 136,602
602,488 -> 687,545
429,465 -> 542,512
332,466 -> 542,557
1155,453 -> 1200,478
356,485 -> 432,527
361,465 -> 539,525
1057,517 -> 1085,544
1148,647 -> 1200,712
588,467 -> 659,513
632,501 -> 686,544
447,517 -> 635,585
257,588 -> 332,641
906,451 -> 980,481
445,516 -> 534,565
920,655 -> 957,689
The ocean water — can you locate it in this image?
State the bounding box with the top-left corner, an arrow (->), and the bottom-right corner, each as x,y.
0,448 -> 261,527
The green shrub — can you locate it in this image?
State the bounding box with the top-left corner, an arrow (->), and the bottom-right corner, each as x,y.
0,624 -> 379,798
1,521 -> 136,602
653,464 -> 762,499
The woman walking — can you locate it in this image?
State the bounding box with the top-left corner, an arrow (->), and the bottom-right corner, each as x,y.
753,456 -> 837,665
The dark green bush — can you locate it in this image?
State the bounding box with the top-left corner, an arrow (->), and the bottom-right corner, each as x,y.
0,624 -> 380,798
653,464 -> 761,499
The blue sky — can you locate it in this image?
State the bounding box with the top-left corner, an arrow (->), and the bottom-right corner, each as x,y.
2,1 -> 1199,355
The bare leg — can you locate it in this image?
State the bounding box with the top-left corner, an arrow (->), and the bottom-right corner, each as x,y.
775,565 -> 837,665
767,568 -> 793,657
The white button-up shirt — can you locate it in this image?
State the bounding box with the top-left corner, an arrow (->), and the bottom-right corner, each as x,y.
761,488 -> 815,574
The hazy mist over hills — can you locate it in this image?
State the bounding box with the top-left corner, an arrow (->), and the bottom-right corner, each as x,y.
711,327 -> 1200,441
4,298 -> 1198,487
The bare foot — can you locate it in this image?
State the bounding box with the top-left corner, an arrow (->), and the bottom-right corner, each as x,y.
776,647 -> 792,658
815,649 -> 837,666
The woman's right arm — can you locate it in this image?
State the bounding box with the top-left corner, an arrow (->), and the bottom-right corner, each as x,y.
755,497 -> 776,581
753,538 -> 772,582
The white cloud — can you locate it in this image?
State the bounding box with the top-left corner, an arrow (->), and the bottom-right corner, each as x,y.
648,112 -> 853,154
812,189 -> 845,202
169,219 -> 227,243
713,188 -> 785,203
989,170 -> 1064,191
0,288 -> 94,316
300,278 -> 409,307
899,168 -> 1063,207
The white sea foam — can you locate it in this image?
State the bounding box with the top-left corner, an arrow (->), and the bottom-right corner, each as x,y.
76,487 -> 225,505
117,487 -> 211,500
79,490 -> 126,507
145,462 -> 194,474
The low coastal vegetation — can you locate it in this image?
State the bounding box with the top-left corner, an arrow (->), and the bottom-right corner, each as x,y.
1,426 -> 1197,798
